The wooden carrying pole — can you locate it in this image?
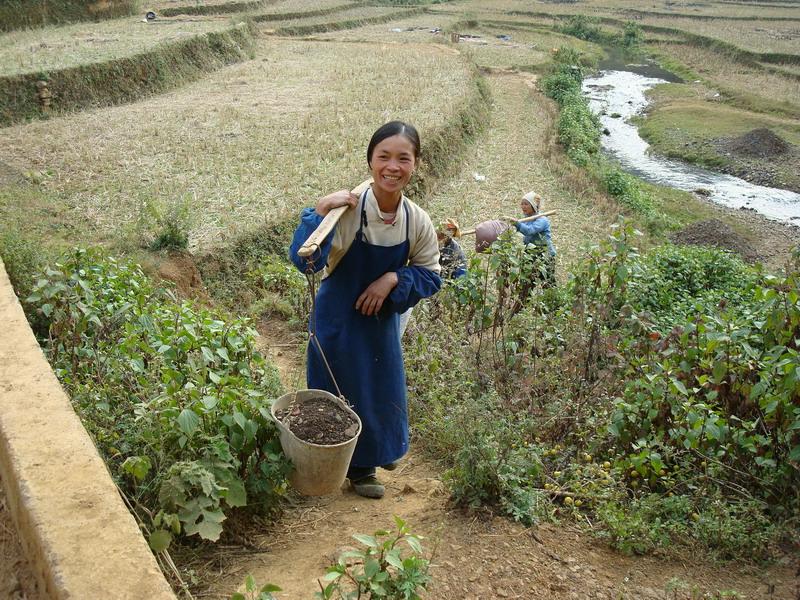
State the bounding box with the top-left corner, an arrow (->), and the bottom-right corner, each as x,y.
297,179 -> 372,258
459,210 -> 556,236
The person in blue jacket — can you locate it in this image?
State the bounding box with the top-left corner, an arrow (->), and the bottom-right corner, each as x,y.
289,121 -> 442,499
509,191 -> 556,288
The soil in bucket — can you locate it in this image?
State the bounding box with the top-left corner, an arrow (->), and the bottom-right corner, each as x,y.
276,397 -> 359,445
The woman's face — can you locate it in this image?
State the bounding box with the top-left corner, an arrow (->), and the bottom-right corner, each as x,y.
520,200 -> 535,217
369,134 -> 417,198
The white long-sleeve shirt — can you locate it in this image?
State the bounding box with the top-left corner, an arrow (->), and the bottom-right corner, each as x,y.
322,187 -> 440,279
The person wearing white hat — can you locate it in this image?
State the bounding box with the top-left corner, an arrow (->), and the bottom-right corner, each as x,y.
510,191 -> 556,288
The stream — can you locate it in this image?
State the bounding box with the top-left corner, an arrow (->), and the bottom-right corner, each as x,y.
582,62 -> 800,225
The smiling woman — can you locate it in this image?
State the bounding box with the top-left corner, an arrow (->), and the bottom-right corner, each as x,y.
289,121 -> 441,499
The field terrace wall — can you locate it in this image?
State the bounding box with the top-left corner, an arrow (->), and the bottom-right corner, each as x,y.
269,7 -> 425,35
0,258 -> 176,600
0,21 -> 257,127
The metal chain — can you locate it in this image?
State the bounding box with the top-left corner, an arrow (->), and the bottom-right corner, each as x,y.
304,260 -> 348,404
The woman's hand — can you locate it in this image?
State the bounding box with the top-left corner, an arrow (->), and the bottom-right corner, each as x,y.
501,215 -> 518,223
355,272 -> 399,316
316,190 -> 358,217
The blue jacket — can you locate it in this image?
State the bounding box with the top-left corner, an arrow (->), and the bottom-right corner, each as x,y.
514,217 -> 556,256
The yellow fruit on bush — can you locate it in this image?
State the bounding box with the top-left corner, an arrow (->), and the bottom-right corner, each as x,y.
691,512 -> 700,522
583,453 -> 592,462
554,470 -> 562,477
564,496 -> 574,505
630,470 -> 639,478
574,499 -> 583,507
659,469 -> 666,476
602,461 -> 611,469
630,480 -> 639,488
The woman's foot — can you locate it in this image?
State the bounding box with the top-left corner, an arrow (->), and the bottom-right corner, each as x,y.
351,475 -> 385,499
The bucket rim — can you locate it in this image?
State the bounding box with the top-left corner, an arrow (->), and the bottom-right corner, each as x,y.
271,388 -> 362,449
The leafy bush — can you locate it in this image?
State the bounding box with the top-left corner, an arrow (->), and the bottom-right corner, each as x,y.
622,21 -> 643,48
25,249 -> 290,548
601,167 -> 655,217
0,229 -> 47,302
559,15 -> 605,43
627,244 -> 756,326
247,255 -> 309,324
316,517 -> 431,600
405,221 -> 798,560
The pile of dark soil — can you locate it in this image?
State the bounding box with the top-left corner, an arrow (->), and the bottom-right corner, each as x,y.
669,219 -> 761,263
276,397 -> 358,445
726,128 -> 789,159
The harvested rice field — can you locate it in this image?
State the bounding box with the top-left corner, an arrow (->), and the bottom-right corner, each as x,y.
649,41 -> 800,111
0,38 -> 473,251
0,14 -> 235,76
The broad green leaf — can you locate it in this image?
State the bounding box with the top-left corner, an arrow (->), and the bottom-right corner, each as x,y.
224,479 -> 247,508
233,411 -> 247,430
364,558 -> 380,578
231,594 -> 246,600
217,347 -> 230,361
260,584 -> 282,593
405,535 -> 422,554
353,534 -> 378,548
148,529 -> 172,552
177,409 -> 200,436
670,377 -> 688,396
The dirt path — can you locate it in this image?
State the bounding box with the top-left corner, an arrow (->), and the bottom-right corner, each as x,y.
186,323 -> 800,600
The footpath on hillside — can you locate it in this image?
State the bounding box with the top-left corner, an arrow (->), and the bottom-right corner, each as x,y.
186,71 -> 799,600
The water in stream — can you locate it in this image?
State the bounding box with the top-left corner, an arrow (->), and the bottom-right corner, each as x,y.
582,65 -> 800,226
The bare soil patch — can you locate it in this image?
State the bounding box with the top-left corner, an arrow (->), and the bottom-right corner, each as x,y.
725,127 -> 791,159
154,250 -> 209,301
670,218 -> 762,263
276,396 -> 359,445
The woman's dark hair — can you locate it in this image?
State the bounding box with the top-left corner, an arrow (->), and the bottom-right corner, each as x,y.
367,121 -> 421,165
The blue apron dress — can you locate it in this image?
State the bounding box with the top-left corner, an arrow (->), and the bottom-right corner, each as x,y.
307,190 -> 411,470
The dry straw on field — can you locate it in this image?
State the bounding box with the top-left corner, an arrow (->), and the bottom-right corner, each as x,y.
0,38 -> 474,252
650,41 -> 800,111
639,16 -> 800,54
0,15 -> 234,77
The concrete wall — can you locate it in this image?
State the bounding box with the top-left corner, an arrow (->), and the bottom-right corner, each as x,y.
0,258 -> 175,600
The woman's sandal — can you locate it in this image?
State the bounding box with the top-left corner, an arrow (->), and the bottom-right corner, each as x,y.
351,475 -> 385,499
380,461 -> 399,471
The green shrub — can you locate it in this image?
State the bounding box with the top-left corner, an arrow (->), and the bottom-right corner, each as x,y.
622,21 -> 643,48
315,517 -> 431,600
0,230 -> 47,301
601,167 -> 655,216
559,15 -> 605,43
25,249 -> 290,548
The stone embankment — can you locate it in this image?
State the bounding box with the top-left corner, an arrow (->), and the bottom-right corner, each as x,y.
0,258 -> 175,599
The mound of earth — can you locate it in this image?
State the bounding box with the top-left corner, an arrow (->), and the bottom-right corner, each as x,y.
669,219 -> 761,263
725,128 -> 790,159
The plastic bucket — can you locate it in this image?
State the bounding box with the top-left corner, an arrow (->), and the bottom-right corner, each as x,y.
271,389 -> 362,496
